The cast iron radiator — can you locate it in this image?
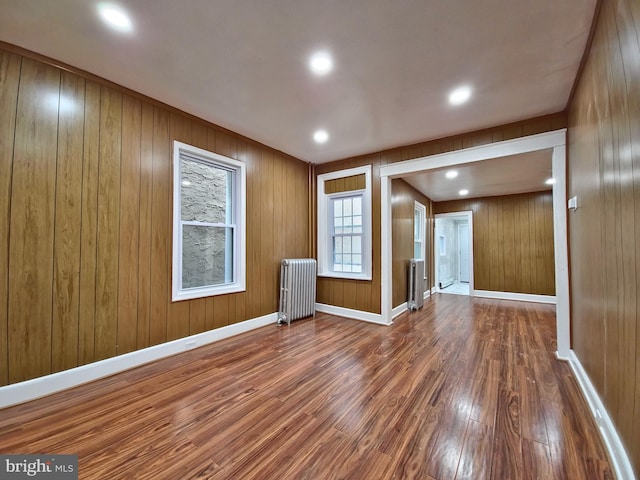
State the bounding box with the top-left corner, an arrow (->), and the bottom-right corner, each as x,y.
408,258 -> 425,311
277,258 -> 317,325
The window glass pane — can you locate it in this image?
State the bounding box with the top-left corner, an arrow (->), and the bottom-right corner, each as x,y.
353,215 -> 362,227
353,197 -> 362,215
414,241 -> 422,260
182,225 -> 233,288
344,198 -> 352,216
334,237 -> 343,254
333,198 -> 343,217
352,254 -> 362,269
181,156 -> 232,224
343,236 -> 352,253
353,236 -> 362,254
334,217 -> 343,229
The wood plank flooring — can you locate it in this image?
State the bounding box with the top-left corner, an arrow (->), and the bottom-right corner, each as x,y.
0,295 -> 614,479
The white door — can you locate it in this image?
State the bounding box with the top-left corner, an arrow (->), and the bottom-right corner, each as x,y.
458,223 -> 470,282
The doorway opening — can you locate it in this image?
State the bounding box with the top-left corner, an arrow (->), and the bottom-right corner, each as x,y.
434,211 -> 473,296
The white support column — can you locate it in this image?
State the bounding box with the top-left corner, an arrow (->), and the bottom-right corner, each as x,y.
552,144 -> 571,359
381,176 -> 393,324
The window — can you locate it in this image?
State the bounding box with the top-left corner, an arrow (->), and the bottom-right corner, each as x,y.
318,165 -> 372,280
331,194 -> 363,273
172,141 -> 246,301
414,201 -> 426,261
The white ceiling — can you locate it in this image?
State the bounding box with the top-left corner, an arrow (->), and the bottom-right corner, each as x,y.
0,0 -> 595,169
404,150 -> 553,202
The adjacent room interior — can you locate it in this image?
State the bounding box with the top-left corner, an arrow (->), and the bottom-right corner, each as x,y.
0,0 -> 638,478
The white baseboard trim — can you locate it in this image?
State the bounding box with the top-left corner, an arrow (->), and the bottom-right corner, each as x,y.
316,303 -> 389,325
392,289 -> 431,321
0,312 -> 278,410
392,302 -> 408,320
431,286 -> 437,295
473,290 -> 556,304
568,350 -> 635,480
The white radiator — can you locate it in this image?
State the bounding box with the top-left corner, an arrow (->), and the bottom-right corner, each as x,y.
277,258 -> 317,325
408,259 -> 425,311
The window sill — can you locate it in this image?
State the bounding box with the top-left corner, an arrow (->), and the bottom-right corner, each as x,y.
172,282 -> 245,302
318,272 -> 372,281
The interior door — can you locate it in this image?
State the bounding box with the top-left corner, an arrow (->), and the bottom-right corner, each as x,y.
458,223 -> 470,282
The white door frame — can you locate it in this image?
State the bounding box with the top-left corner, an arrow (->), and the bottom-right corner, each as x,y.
379,129 -> 570,359
457,218 -> 471,284
434,211 -> 473,294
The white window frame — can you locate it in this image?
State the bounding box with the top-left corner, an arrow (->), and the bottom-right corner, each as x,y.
172,141 -> 246,301
414,201 -> 426,264
317,165 -> 372,280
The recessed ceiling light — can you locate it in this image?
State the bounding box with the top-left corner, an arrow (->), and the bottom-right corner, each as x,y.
459,189 -> 469,196
313,129 -> 329,144
545,178 -> 556,185
309,51 -> 333,76
98,3 -> 133,32
449,85 -> 472,106
445,170 -> 458,179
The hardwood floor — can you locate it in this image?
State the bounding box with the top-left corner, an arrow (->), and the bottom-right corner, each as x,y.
0,295 -> 614,479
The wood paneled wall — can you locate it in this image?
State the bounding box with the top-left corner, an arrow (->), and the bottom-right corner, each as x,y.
567,0 -> 640,472
434,191 -> 555,296
0,47 -> 309,386
315,113 -> 565,313
391,179 -> 432,308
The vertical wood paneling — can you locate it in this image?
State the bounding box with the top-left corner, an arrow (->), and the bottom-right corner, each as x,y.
149,107 -> 169,345
167,113 -> 191,341
78,80 -> 100,365
0,50 -> 21,386
0,46 -> 310,386
52,72 -> 85,372
568,0 -> 640,472
502,197 -> 516,291
434,191 -> 555,295
391,179 -> 433,308
246,142 -> 261,321
94,86 -> 122,361
8,58 -> 60,382
136,103 -> 154,349
116,95 -> 142,355
260,150 -> 276,316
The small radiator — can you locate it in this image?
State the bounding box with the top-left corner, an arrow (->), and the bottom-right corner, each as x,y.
277,258 -> 317,325
408,259 -> 425,311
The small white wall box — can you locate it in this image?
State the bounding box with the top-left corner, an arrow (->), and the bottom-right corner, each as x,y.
568,196 -> 578,211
